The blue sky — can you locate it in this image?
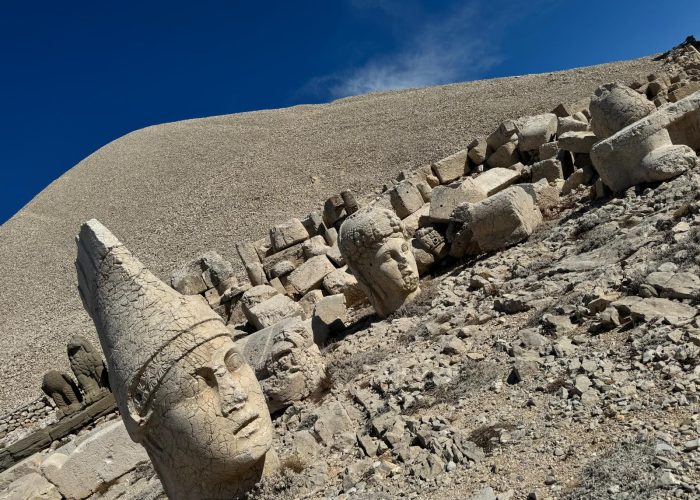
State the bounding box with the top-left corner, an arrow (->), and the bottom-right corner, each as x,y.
0,0 -> 698,223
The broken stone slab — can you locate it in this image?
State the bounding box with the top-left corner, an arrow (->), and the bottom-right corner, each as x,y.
286,254 -> 335,297
486,141 -> 520,169
262,240 -> 307,277
302,234 -> 330,259
612,296 -> 697,324
252,236 -> 273,261
669,80 -> 700,102
590,82 -> 657,139
390,180 -> 425,218
474,166 -> 521,196
0,473 -> 60,500
401,203 -> 430,237
557,131 -> 598,154
429,180 -> 487,222
323,266 -> 366,307
518,179 -> 560,211
539,141 -> 559,160
270,218 -> 309,252
40,420 -> 149,500
531,158 -> 563,183
645,271 -> 700,299
590,91 -> 700,192
300,211 -> 324,237
516,113 -> 557,152
298,289 -> 324,317
561,168 -> 590,195
431,150 -> 469,184
450,186 -> 542,257
325,242 -> 345,267
242,287 -> 305,330
323,194 -> 346,228
170,260 -> 207,295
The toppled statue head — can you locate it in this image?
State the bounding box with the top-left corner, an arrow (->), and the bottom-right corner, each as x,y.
75,219 -> 274,500
338,207 -> 420,317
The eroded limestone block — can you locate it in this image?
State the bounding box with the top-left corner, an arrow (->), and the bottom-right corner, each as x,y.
531,158 -> 563,183
270,218 -> 309,252
486,120 -> 518,151
0,473 -> 60,500
238,318 -> 326,413
518,180 -> 561,211
450,186 -> 543,257
590,91 -> 700,192
557,131 -> 598,154
517,113 -> 557,152
41,371 -> 82,416
390,180 -> 425,218
401,203 -> 430,237
589,82 -> 656,139
67,336 -> 110,404
302,235 -> 330,259
245,293 -> 305,330
474,166 -> 521,196
286,255 -> 336,297
312,294 -> 347,340
429,180 -> 486,223
75,219 -> 275,500
339,208 -> 420,317
323,266 -> 366,307
431,150 -> 469,184
468,138 -> 487,165
486,141 -> 520,169
557,116 -> 589,135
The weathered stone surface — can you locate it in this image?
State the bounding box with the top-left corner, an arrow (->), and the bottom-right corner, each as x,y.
313,294 -> 347,337
557,131 -> 598,154
270,218 -> 309,252
262,240 -> 306,277
302,235 -> 330,259
0,472 -> 60,500
401,203 -> 430,237
591,91 -> 700,192
339,208 -> 420,317
517,113 -> 557,152
298,289 -> 324,317
170,262 -> 207,295
557,116 -> 589,135
323,194 -> 346,228
531,158 -> 563,183
431,150 -> 469,184
589,82 -> 656,139
390,180 -> 425,218
539,141 -> 559,160
323,266 -> 366,307
486,119 -> 518,151
269,259 -> 295,279
612,296 -> 697,324
486,141 -> 520,169
450,186 -> 543,257
75,220 -> 275,499
238,318 -> 326,413
341,190 -> 359,215
286,255 -> 335,297
474,167 -> 521,196
429,180 -> 487,222
67,336 -> 110,404
41,421 -> 149,500
518,179 -> 560,211
645,271 -> 700,299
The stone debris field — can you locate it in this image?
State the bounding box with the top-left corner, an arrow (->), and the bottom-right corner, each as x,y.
1,37 -> 700,500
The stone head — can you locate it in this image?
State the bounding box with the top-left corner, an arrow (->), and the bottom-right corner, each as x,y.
338,207 -> 420,317
76,219 -> 273,499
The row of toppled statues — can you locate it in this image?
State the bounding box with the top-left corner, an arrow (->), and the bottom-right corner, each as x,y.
74,210 -> 419,499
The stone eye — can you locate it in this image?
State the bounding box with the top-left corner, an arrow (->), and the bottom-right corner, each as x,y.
224,350 -> 244,372
401,243 -> 408,252
382,252 -> 392,263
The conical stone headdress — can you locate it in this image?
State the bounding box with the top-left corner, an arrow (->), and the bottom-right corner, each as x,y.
75,219 -> 230,440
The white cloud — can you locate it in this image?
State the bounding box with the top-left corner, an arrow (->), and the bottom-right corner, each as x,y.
304,2 -> 502,99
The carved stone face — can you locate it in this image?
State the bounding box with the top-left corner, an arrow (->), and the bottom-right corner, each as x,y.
146,335 -> 272,476
339,208 -> 421,317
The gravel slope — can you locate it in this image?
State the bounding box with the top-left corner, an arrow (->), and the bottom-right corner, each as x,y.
0,55 -> 661,413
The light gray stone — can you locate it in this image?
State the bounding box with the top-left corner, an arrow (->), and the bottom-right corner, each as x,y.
486,120 -> 518,151
0,473 -> 60,500
557,131 -> 598,154
645,271 -> 700,299
531,158 -> 563,183
270,218 -> 309,252
245,293 -> 305,330
590,82 -> 656,139
612,296 -> 697,324
323,266 -> 366,307
390,180 -> 425,218
431,150 -> 469,184
517,113 -> 557,152
487,141 -> 520,169
429,180 -> 487,222
286,255 -> 336,297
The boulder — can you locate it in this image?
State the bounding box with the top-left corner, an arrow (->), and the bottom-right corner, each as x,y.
450,186 -> 543,257
518,179 -> 560,211
589,82 -> 656,139
286,255 -> 336,297
516,113 -> 557,152
531,158 -> 563,183
431,150 -> 469,184
538,141 -> 559,160
645,271 -> 700,299
590,91 -> 700,192
40,421 -> 149,500
302,235 -> 330,259
612,296 -> 697,324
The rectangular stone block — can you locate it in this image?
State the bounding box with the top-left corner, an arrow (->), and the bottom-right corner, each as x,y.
468,138 -> 488,165
429,179 -> 487,222
531,158 -> 563,183
474,167 -> 521,196
431,150 -> 469,184
246,294 -> 305,330
558,131 -> 598,154
262,241 -> 306,278
270,218 -> 310,252
253,236 -> 273,261
402,203 -> 430,237
287,255 -> 336,297
486,141 -> 520,169
390,180 -> 424,218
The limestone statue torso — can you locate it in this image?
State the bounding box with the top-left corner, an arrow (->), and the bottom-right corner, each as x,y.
338,207 -> 420,317
75,219 -> 274,500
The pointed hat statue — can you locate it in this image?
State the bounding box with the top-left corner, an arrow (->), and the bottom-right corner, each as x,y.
76,219 -> 274,500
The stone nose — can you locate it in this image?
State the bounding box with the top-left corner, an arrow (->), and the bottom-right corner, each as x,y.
213,365 -> 247,417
